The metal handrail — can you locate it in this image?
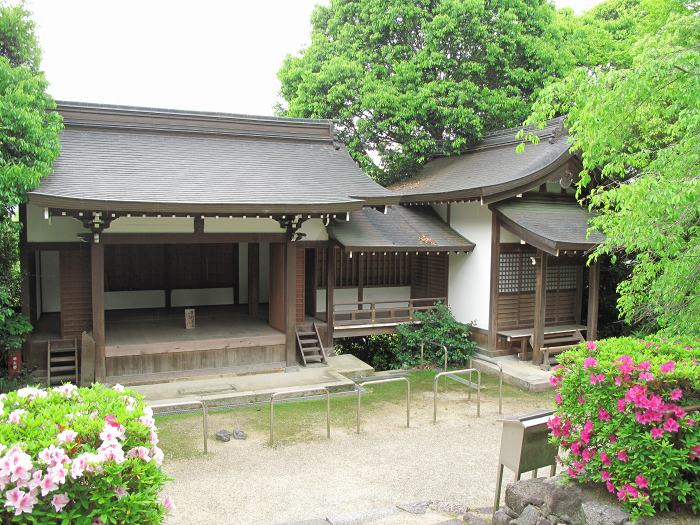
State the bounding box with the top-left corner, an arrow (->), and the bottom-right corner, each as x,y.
150,400 -> 208,454
469,355 -> 503,415
269,387 -> 330,446
421,340 -> 449,371
433,368 -> 481,422
356,377 -> 410,433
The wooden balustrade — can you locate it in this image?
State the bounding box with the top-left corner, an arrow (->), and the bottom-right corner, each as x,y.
332,297 -> 445,328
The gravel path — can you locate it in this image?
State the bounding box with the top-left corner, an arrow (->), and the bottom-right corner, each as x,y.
162,390 -> 549,525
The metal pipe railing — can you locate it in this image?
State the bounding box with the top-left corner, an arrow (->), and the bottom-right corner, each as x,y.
150,400 -> 209,454
433,368 -> 481,422
469,355 -> 503,415
269,387 -> 330,446
356,377 -> 410,433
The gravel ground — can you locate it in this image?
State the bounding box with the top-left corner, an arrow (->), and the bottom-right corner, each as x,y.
162,390 -> 549,525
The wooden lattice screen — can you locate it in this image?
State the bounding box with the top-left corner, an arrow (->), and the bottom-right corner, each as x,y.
316,247 -> 411,288
496,245 -> 583,330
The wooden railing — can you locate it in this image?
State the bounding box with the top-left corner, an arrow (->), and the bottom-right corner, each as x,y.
332,297 -> 445,328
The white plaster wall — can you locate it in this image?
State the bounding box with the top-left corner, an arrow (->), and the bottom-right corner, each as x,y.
316,286 -> 411,313
105,290 -> 165,310
27,204 -> 86,242
204,217 -> 283,233
171,287 -> 234,307
298,219 -> 328,241
108,216 -> 193,233
501,227 -> 522,243
39,251 -> 61,313
446,202 -> 492,329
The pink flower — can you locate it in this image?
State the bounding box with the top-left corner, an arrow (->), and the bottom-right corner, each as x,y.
690,445 -> 700,460
163,496 -> 176,512
606,481 -> 615,493
616,490 -> 626,501
581,420 -> 594,444
617,399 -> 626,413
112,384 -> 126,392
670,389 -> 683,401
638,372 -> 654,382
8,409 -> 27,425
625,484 -> 639,499
57,429 -> 78,444
586,341 -> 597,351
660,361 -> 676,373
583,357 -> 597,369
554,392 -> 562,404
93,519 -> 105,525
615,355 -> 635,374
126,446 -> 150,461
601,470 -> 611,482
609,434 -> 618,443
598,408 -> 611,422
617,450 -> 628,462
635,475 -> 648,489
663,418 -> 679,432
4,488 -> 36,516
39,475 -> 57,496
600,451 -> 611,465
51,493 -> 70,512
650,427 -> 664,439
590,373 -> 605,385
637,360 -> 651,371
114,486 -> 128,499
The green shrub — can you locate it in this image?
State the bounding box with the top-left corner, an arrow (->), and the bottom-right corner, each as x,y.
337,303 -> 476,370
549,337 -> 700,518
0,383 -> 172,524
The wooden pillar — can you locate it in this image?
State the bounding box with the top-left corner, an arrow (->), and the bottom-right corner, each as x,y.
91,240 -> 106,381
357,252 -> 364,308
18,204 -> 31,361
248,242 -> 259,318
487,214 -> 501,350
532,249 -> 548,365
325,244 -> 335,347
587,261 -> 600,340
233,243 -> 240,305
164,245 -> 172,308
285,240 -> 297,366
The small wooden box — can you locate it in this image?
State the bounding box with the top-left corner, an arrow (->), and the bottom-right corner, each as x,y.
184,308 -> 196,329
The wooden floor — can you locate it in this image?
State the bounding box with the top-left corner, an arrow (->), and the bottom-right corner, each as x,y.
104,305 -> 282,355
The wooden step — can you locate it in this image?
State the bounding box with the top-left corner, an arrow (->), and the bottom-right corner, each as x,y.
303,347 -> 321,354
50,365 -> 76,373
297,331 -> 315,337
304,355 -> 323,363
50,355 -> 75,363
543,337 -> 581,346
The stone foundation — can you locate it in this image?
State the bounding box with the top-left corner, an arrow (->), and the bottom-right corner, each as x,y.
494,477 -> 696,525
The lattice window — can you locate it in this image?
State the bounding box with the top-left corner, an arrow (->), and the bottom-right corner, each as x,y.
498,252 -> 520,293
547,265 -> 578,291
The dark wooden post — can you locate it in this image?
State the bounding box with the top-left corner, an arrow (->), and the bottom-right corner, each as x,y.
248,243 -> 259,318
285,240 -> 297,366
91,240 -> 106,381
587,261 -> 600,340
18,204 -> 31,320
532,249 -> 548,365
325,244 -> 335,347
233,243 -> 240,305
487,214 -> 501,350
357,252 -> 364,308
164,245 -> 172,308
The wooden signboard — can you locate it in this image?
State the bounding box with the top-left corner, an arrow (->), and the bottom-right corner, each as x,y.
184,308 -> 196,329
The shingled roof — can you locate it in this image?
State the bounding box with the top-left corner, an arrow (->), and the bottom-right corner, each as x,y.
29,102 -> 398,214
328,205 -> 474,252
490,198 -> 605,255
390,118 -> 571,204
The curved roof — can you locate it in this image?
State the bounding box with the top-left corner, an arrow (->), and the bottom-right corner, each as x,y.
491,198 -> 605,255
391,118 -> 571,203
29,102 -> 398,214
328,206 -> 474,252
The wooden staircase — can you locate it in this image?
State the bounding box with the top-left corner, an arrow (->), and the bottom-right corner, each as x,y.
296,323 -> 328,366
541,330 -> 585,371
47,338 -> 79,385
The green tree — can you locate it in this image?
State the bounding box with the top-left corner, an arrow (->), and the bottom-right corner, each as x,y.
278,0 -> 574,185
0,0 -> 62,364
523,0 -> 700,335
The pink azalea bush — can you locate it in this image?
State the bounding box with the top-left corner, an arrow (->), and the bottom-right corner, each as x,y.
549,337 -> 699,518
0,383 -> 171,524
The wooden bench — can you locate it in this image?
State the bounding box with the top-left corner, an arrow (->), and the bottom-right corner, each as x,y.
497,324 -> 587,369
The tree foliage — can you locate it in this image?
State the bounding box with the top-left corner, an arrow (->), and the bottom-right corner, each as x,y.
278,0 -> 574,184
523,0 -> 700,335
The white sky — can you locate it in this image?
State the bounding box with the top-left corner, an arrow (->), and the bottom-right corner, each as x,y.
26,0 -> 601,116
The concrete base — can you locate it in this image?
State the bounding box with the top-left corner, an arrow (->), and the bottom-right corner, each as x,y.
473,353 -> 553,392
136,356 -> 374,410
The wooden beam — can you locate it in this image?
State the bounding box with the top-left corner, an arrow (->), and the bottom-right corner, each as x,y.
101,232 -> 287,244
487,214 -> 501,350
91,241 -> 106,381
193,216 -> 204,234
285,240 -> 297,366
532,249 -> 548,365
587,261 -> 600,340
248,243 -> 259,318
325,244 -> 335,347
